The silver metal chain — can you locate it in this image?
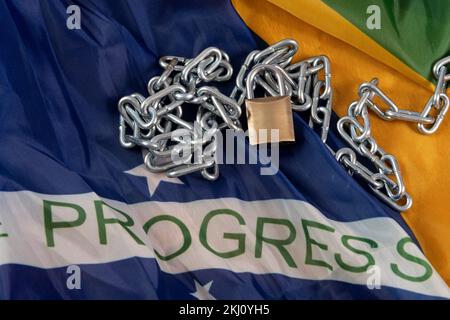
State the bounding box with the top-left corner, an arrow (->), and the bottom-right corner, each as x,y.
118,39 -> 332,181
118,47 -> 238,181
419,56 -> 450,134
117,39 -> 449,211
335,79 -> 413,211
334,57 -> 449,211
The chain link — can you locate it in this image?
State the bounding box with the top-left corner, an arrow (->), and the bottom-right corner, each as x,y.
418,57 -> 450,134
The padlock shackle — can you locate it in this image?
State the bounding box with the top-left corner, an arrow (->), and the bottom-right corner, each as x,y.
246,64 -> 286,99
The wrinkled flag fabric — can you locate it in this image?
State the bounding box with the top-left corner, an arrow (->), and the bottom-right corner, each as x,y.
0,0 -> 449,299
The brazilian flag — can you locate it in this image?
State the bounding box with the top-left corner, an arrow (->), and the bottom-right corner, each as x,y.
0,0 -> 449,300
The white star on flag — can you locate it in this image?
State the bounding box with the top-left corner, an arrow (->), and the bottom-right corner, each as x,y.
190,280 -> 216,300
124,150 -> 183,196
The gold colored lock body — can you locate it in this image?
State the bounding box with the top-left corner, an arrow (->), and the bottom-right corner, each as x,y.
246,96 -> 295,145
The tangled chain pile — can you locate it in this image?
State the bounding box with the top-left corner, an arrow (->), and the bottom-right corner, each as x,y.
117,39 -> 449,211
118,39 -> 331,181
118,47 -> 238,181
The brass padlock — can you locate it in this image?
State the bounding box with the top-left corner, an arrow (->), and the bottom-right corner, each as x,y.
245,65 -> 295,145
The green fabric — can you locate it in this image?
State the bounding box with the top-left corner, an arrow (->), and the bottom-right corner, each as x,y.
323,0 -> 450,81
